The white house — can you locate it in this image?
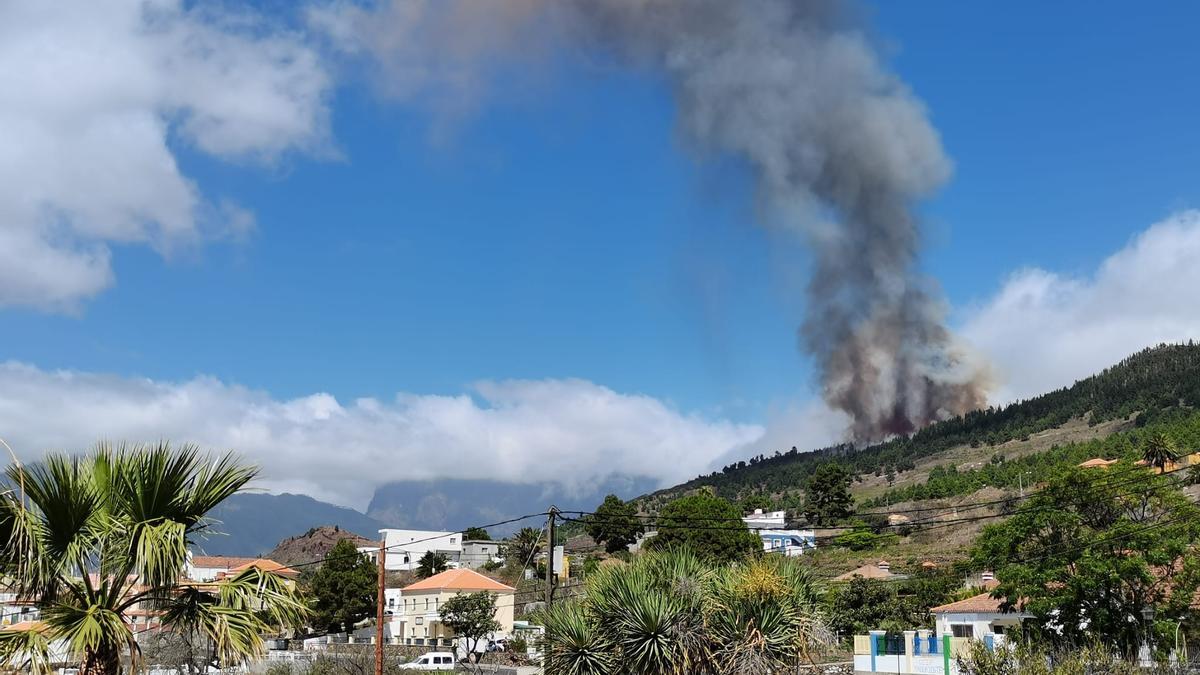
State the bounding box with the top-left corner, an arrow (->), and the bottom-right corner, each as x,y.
931,590 -> 1028,641
184,553 -> 260,582
394,569 -> 515,648
742,510 -> 815,556
742,509 -> 787,529
758,529 -> 816,556
379,529 -> 463,571
0,590 -> 39,626
460,540 -> 502,569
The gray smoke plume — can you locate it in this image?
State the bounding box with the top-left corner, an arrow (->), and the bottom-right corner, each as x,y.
314,0 -> 991,442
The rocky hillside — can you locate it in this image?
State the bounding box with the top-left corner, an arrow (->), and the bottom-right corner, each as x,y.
267,525 -> 378,567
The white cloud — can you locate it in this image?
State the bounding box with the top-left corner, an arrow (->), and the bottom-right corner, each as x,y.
962,210 -> 1200,403
0,0 -> 331,311
0,363 -> 763,509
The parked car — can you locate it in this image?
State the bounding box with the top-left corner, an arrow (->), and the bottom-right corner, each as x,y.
399,652 -> 456,670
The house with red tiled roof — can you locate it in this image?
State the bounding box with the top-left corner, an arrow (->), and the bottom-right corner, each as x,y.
1079,457 -> 1120,469
185,553 -> 261,581
931,585 -> 1029,640
392,569 -> 515,648
224,558 -> 300,578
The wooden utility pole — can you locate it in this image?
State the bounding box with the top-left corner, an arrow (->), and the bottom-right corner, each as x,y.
544,506 -> 558,607
375,544 -> 386,675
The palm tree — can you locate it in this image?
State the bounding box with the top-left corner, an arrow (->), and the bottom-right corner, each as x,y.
504,527 -> 543,570
1142,432 -> 1179,472
415,551 -> 449,579
542,549 -> 829,674
0,443 -> 306,675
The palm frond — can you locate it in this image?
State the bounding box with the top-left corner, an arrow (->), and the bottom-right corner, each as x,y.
0,624 -> 55,674
542,601 -> 616,675
41,601 -> 138,668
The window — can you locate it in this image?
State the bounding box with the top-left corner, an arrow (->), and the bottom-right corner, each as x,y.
951,624 -> 974,639
992,625 -> 1005,635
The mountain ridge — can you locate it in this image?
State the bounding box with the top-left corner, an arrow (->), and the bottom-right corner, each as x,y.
642,342 -> 1200,507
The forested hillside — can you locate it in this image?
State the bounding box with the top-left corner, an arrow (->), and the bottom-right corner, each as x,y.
647,342 -> 1200,505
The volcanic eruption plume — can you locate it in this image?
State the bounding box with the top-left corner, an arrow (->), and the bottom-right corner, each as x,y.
318,0 -> 992,442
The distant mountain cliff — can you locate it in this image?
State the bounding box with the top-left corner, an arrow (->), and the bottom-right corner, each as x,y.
365,476 -> 657,536
198,492 -> 387,556
199,477 -> 657,556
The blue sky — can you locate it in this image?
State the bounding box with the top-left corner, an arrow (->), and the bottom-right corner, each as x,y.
3,1 -> 1200,502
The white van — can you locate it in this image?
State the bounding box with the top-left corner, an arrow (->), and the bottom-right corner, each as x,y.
398,651 -> 457,670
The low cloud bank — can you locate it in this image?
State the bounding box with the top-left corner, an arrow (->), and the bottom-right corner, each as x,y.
0,364 -> 761,508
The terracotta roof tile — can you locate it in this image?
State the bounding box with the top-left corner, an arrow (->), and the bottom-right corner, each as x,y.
225,558 -> 299,577
401,569 -> 515,593
931,591 -> 1010,614
190,555 -> 259,568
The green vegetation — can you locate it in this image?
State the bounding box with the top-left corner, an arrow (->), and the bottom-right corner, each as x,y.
864,407 -> 1200,507
416,551 -> 450,579
583,494 -> 643,553
307,539 -> 377,634
542,549 -> 827,674
463,526 -> 492,541
649,343 -> 1200,504
438,591 -> 501,660
826,569 -> 962,637
803,463 -> 854,525
973,464 -> 1200,655
0,443 -> 305,675
956,641 -> 1163,675
645,492 -> 760,563
1141,431 -> 1179,471
505,527 -> 544,571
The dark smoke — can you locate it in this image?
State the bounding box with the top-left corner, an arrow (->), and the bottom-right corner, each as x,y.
316,0 -> 992,442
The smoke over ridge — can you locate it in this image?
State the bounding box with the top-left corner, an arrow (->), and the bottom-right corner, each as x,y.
314,0 -> 991,442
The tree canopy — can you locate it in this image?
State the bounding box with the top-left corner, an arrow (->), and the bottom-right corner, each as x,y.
439,591 -> 501,660
0,443 -> 306,675
1141,432 -> 1178,471
462,526 -> 491,541
584,494 -> 643,554
645,492 -> 759,563
416,551 -> 450,579
505,527 -> 543,570
973,464 -> 1200,656
803,463 -> 853,525
307,539 -> 377,634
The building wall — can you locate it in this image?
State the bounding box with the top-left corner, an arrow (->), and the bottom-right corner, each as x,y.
758,529 -> 816,556
935,611 -> 1022,639
186,565 -> 228,582
394,589 -> 515,647
742,510 -> 787,529
460,541 -> 501,569
380,529 -> 463,571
